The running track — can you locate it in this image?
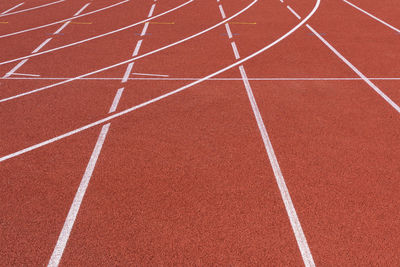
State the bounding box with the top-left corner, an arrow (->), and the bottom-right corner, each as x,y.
1,0 -> 400,265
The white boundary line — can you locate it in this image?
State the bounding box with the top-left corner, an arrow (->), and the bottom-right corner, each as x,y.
0,0 -> 194,66
0,0 -> 65,18
287,5 -> 301,19
0,0 -> 130,39
0,0 -> 321,163
342,0 -> 400,34
1,2 -> 24,15
0,0 -> 258,103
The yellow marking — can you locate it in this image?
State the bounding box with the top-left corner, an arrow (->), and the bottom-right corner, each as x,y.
70,22 -> 92,25
149,22 -> 175,24
229,22 -> 257,25
0,21 -> 9,24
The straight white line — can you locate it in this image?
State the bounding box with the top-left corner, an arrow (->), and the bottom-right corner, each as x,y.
307,24 -> 400,113
32,38 -> 53,53
0,0 -> 128,39
0,0 -> 64,17
287,5 -> 301,19
54,21 -> 71,34
132,39 -> 143,56
11,72 -> 40,77
343,0 -> 400,34
122,63 -> 134,83
140,22 -> 150,36
231,41 -> 240,59
1,2 -> 24,15
109,88 -> 125,113
224,23 -> 233,38
280,0 -> 284,3
239,65 -> 315,266
3,59 -> 28,78
47,123 -> 110,267
131,72 -> 169,77
148,3 -> 156,17
218,4 -> 226,19
74,2 -> 90,16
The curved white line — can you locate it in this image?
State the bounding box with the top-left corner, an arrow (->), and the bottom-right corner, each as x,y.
0,0 -> 321,163
0,0 -> 194,66
0,0 -> 130,39
0,0 -> 257,103
0,0 -> 65,18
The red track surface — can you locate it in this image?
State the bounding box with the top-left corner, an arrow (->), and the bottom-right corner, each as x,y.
1,0 -> 400,265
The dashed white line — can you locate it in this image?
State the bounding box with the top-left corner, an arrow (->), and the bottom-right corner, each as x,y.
54,21 -> 71,34
109,87 -> 125,113
231,41 -> 240,59
0,0 -> 65,17
218,4 -> 226,19
148,3 -> 156,17
32,38 -> 53,53
1,2 -> 24,15
342,0 -> 400,34
122,63 -> 134,83
307,24 -> 400,113
132,39 -> 143,56
224,23 -> 233,38
287,5 -> 301,19
140,23 -> 150,36
74,2 -> 91,16
131,72 -> 169,77
3,59 -> 28,78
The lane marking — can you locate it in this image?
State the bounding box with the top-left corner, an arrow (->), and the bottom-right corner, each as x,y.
70,21 -> 92,25
224,23 -> 233,38
0,0 -> 322,163
132,40 -> 143,56
148,3 -> 156,17
109,87 -> 125,113
10,72 -> 40,77
3,59 -> 28,78
53,21 -> 71,34
47,123 -> 110,267
0,0 -> 127,38
218,4 -> 226,19
1,2 -> 24,15
0,21 -> 9,24
0,0 -> 65,18
32,38 -> 53,53
307,24 -> 400,113
140,23 -> 150,36
0,0 -> 258,103
342,0 -> 400,34
287,5 -> 301,19
0,0 -> 193,66
149,22 -> 175,24
74,2 -> 91,16
122,63 -> 134,83
231,41 -> 240,59
131,72 -> 169,77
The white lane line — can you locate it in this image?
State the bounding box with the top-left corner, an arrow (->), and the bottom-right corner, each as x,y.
109,87 -> 125,113
3,59 -> 28,78
148,3 -> 156,17
74,2 -> 91,16
32,38 -> 53,53
1,2 -> 24,15
131,72 -> 169,77
140,23 -> 150,36
11,72 -> 40,77
0,0 -> 128,39
280,0 -> 284,3
239,66 -> 315,266
122,63 -> 134,83
0,0 -> 193,66
307,24 -> 400,113
0,0 -> 258,103
132,40 -> 143,56
54,21 -> 71,34
219,4 -> 226,19
0,0 -> 65,18
287,5 -> 301,19
342,0 -> 400,34
224,23 -> 233,38
0,0 -> 322,163
47,123 -> 110,267
231,41 -> 240,59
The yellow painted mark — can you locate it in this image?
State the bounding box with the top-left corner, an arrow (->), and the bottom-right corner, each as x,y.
229,22 -> 257,25
0,21 -> 9,24
149,22 -> 175,24
71,22 -> 92,25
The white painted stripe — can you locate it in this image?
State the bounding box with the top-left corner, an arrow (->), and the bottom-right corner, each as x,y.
231,41 -> 240,59
132,39 -> 143,56
3,59 -> 28,78
122,63 -> 134,83
0,0 -> 258,103
287,5 -> 301,19
47,123 -> 110,267
0,0 -> 194,65
0,0 -> 129,39
219,4 -> 226,19
1,2 -> 24,15
0,0 -> 64,17
54,21 -> 70,34
131,72 -> 169,77
74,3 -> 90,16
239,65 -> 315,266
109,88 -> 125,113
280,0 -> 284,3
32,38 -> 52,53
11,72 -> 40,77
140,22 -> 149,36
148,3 -> 156,17
342,0 -> 400,34
307,24 -> 400,113
224,23 -> 233,38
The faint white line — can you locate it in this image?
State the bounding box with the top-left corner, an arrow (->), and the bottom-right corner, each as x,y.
231,41 -> 240,59
342,0 -> 400,34
307,24 -> 400,113
0,0 -> 65,18
225,23 -> 233,38
1,2 -> 24,15
74,2 -> 90,16
132,39 -> 143,56
11,72 -> 40,77
3,59 -> 28,78
219,4 -> 226,19
131,72 -> 169,77
54,21 -> 71,34
140,22 -> 149,36
287,5 -> 301,19
122,63 -> 134,83
47,123 -> 110,267
109,87 -> 125,113
32,38 -> 53,53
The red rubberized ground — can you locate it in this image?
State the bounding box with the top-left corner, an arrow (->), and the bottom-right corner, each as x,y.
1,0 -> 400,265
